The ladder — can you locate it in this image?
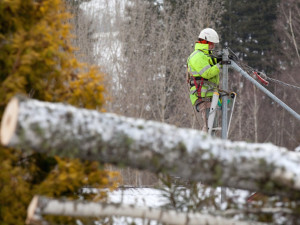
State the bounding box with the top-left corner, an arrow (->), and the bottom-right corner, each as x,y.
207,92 -> 237,137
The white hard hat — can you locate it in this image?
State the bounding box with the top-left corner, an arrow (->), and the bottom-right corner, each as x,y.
198,28 -> 219,43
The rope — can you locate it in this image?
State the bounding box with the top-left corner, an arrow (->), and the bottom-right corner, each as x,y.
228,48 -> 300,90
266,77 -> 300,90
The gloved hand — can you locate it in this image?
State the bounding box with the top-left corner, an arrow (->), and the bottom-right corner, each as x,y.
216,56 -> 222,63
211,51 -> 222,64
210,56 -> 222,65
215,50 -> 222,57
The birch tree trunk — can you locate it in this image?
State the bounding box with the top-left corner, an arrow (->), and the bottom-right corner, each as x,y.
26,195 -> 264,225
1,96 -> 300,197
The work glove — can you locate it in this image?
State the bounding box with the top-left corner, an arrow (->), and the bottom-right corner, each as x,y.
211,51 -> 222,64
209,57 -> 217,65
210,56 -> 222,65
216,56 -> 222,63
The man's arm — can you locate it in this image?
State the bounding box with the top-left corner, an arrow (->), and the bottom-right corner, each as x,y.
201,63 -> 221,80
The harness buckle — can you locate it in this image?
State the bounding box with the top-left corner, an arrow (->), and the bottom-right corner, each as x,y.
221,60 -> 231,65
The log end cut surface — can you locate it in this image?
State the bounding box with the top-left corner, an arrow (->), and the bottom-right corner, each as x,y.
1,97 -> 19,146
26,195 -> 39,225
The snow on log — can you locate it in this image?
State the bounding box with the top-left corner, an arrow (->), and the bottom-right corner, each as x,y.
26,195 -> 264,225
1,96 -> 300,197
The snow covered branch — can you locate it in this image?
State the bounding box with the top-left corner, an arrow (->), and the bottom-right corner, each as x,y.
1,96 -> 300,197
26,195 -> 264,225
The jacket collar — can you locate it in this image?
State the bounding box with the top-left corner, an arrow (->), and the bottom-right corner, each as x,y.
195,42 -> 210,55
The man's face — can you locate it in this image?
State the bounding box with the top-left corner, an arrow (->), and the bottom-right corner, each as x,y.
208,42 -> 215,50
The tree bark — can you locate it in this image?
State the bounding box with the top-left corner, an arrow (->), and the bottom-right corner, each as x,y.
26,195 -> 264,225
1,96 -> 300,197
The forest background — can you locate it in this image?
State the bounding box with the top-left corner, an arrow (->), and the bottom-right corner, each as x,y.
0,0 -> 299,224
83,0 -> 299,184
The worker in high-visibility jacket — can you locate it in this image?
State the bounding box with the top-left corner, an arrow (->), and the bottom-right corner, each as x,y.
186,28 -> 222,131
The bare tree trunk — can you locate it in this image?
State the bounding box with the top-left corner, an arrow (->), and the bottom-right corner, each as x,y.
26,195 -> 264,225
2,96 -> 300,197
253,86 -> 258,143
274,0 -> 300,149
288,8 -> 300,62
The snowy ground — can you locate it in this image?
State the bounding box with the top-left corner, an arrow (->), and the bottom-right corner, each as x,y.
92,186 -> 251,224
107,187 -> 169,208
107,187 -> 168,225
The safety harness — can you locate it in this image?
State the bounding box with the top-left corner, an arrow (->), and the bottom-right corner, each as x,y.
192,76 -> 205,100
187,49 -> 218,103
189,76 -> 219,103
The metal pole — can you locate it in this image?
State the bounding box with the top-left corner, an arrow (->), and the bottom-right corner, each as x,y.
221,48 -> 229,139
221,47 -> 229,203
231,61 -> 300,121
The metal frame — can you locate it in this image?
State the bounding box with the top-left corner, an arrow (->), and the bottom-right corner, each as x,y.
219,49 -> 300,202
230,61 -> 300,121
221,48 -> 229,139
220,47 -> 229,203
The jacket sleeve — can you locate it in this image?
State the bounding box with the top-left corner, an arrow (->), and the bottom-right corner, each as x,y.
201,63 -> 221,80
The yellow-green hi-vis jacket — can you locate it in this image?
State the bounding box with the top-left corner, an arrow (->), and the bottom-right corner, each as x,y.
187,42 -> 221,105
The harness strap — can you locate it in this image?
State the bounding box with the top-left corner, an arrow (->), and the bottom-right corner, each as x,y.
190,78 -> 217,89
188,64 -> 211,98
192,76 -> 204,99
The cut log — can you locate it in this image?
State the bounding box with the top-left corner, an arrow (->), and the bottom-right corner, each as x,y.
26,195 -> 265,225
1,96 -> 300,197
1,97 -> 19,145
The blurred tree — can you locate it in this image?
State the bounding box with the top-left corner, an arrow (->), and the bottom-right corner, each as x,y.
64,0 -> 98,64
0,0 -> 119,224
217,0 -> 286,147
118,0 -> 222,126
219,0 -> 279,72
270,0 -> 300,148
111,0 -> 222,186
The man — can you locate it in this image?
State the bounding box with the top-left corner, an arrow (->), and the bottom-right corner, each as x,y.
186,28 -> 222,132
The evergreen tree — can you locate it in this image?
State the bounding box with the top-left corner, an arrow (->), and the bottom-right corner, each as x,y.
219,0 -> 279,71
0,1 -> 118,224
